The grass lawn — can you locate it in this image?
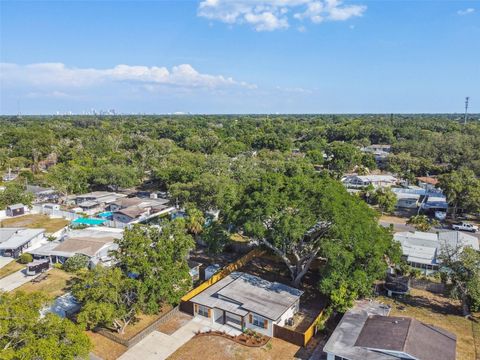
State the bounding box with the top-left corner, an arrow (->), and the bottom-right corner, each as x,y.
0,214 -> 69,234
14,268 -> 74,299
377,288 -> 479,360
168,335 -> 300,360
0,260 -> 24,279
87,331 -> 127,360
101,304 -> 173,341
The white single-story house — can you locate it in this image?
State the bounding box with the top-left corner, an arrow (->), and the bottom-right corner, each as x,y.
324,300 -> 456,360
394,230 -> 479,274
29,227 -> 123,267
342,174 -> 398,189
74,192 -> 126,215
0,228 -> 46,258
189,272 -> 303,337
26,185 -> 59,203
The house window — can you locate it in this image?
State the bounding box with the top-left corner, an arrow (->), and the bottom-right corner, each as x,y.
197,305 -> 209,317
252,314 -> 263,327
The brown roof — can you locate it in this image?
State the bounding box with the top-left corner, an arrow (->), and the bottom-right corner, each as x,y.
417,176 -> 439,185
116,206 -> 147,219
53,236 -> 115,257
355,315 -> 456,360
112,198 -> 145,208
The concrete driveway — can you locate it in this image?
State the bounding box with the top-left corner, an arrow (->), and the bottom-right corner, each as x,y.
0,256 -> 14,269
0,268 -> 32,292
119,317 -> 240,360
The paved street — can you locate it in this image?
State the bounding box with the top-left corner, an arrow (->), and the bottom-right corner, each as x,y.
0,268 -> 33,292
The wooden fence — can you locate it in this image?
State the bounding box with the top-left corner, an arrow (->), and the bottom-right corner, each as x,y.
180,248 -> 265,304
96,306 -> 180,348
272,309 -> 324,347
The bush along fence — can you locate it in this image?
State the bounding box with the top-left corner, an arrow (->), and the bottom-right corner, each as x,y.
95,306 -> 180,348
180,248 -> 265,313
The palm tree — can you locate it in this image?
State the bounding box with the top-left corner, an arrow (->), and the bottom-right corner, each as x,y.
185,207 -> 205,241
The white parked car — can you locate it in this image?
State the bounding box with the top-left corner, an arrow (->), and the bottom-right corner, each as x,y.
452,222 -> 479,233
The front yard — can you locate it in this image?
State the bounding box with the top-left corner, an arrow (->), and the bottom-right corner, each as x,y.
0,214 -> 69,233
0,260 -> 24,279
377,288 -> 480,360
13,268 -> 73,298
168,335 -> 301,360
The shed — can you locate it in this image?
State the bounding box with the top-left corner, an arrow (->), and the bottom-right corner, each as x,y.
6,204 -> 25,217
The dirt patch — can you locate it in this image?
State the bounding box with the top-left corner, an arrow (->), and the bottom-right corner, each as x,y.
377,288 -> 478,360
0,214 -> 69,233
157,311 -> 193,335
87,331 -> 127,360
168,335 -> 300,360
380,215 -> 407,225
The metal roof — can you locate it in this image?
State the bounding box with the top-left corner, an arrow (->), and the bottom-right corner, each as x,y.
7,203 -> 24,210
394,231 -> 479,266
0,228 -> 45,250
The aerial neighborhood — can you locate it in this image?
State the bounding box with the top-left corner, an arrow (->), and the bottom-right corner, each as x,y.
0,115 -> 479,360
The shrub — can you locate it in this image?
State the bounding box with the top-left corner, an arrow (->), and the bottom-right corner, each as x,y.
63,254 -> 90,272
18,253 -> 33,264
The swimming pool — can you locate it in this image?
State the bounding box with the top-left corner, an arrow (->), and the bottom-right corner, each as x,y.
97,211 -> 113,218
72,218 -> 106,226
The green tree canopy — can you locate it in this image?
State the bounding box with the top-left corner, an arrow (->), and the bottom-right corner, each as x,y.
113,220 -> 195,312
0,182 -> 34,210
0,291 -> 91,359
227,171 -> 400,311
438,168 -> 480,218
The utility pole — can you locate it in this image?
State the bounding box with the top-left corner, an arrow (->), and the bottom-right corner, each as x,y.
464,96 -> 469,125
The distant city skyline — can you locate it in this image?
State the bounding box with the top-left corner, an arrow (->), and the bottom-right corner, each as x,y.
1,0 -> 479,114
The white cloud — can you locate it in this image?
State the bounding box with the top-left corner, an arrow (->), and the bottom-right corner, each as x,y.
457,8 -> 475,15
198,0 -> 366,31
0,62 -> 256,92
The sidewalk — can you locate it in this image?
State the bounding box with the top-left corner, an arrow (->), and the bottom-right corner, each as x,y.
119,316 -> 240,360
0,268 -> 34,292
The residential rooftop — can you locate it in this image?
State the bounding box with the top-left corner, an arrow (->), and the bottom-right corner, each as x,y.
190,272 -> 303,321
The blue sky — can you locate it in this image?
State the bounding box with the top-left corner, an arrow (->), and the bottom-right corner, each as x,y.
0,0 -> 479,114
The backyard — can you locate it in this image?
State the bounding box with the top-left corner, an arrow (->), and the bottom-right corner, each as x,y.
377,288 -> 480,360
87,331 -> 127,360
13,268 -> 74,299
0,214 -> 69,233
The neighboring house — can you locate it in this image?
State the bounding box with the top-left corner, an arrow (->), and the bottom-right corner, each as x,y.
395,192 -> 420,209
421,196 -> 449,213
342,174 -> 398,189
29,227 -> 123,267
74,191 -> 126,215
360,145 -> 392,166
324,300 -> 456,360
394,230 -> 479,274
109,197 -> 174,224
190,272 -> 303,337
26,185 -> 59,203
417,176 -> 439,191
6,203 -> 26,217
0,228 -> 46,258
